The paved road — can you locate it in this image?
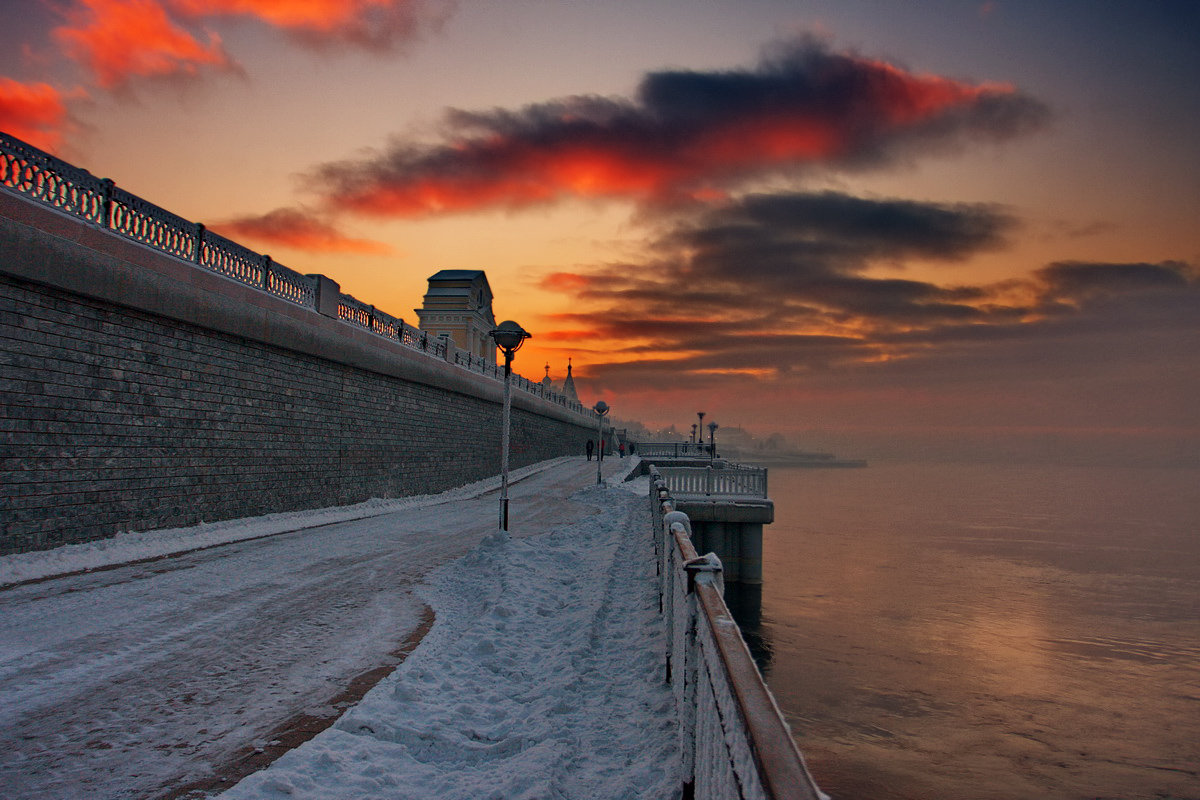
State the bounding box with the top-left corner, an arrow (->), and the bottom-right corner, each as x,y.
0,456 -> 629,799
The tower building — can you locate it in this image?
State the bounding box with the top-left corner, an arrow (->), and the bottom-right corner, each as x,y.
414,270 -> 497,364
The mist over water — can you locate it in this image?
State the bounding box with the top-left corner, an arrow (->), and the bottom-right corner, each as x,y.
749,462 -> 1200,800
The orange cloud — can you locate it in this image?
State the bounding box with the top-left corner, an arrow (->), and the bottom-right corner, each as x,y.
171,0 -> 442,50
211,207 -> 394,255
540,272 -> 598,293
536,329 -> 601,343
311,38 -> 1048,218
173,0 -> 392,31
54,0 -> 233,89
0,79 -> 76,152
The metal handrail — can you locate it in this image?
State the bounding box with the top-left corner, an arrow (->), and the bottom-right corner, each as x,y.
649,467 -> 822,799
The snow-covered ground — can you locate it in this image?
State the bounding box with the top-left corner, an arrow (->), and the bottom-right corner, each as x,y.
0,456 -> 680,799
216,470 -> 680,800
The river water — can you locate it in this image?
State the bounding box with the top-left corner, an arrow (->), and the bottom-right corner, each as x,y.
741,462 -> 1200,800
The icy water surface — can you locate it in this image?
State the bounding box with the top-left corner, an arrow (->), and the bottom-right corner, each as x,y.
750,463 -> 1200,800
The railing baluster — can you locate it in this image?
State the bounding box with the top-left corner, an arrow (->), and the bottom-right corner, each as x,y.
101,178 -> 115,230
194,222 -> 205,264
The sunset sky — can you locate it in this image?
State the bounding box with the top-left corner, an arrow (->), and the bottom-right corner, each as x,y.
2,0 -> 1197,464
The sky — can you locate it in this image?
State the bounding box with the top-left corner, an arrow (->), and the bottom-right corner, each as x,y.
1,0 -> 1197,465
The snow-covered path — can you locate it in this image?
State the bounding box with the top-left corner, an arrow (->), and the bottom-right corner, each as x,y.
0,456 -> 655,799
215,470 -> 680,800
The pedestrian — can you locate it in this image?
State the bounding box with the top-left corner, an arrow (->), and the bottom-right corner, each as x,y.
619,442 -> 625,458
586,439 -> 594,461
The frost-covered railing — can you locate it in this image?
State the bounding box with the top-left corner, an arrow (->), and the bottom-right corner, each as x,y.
656,465 -> 768,498
0,131 -> 320,309
335,293 -> 449,358
636,441 -> 713,458
648,467 -> 822,800
0,130 -> 591,416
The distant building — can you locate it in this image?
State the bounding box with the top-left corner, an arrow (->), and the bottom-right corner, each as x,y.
540,359 -> 581,404
414,270 -> 497,364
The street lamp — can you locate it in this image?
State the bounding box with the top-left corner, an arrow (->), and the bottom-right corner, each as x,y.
708,421 -> 719,462
490,320 -> 531,531
697,412 -> 705,451
690,423 -> 698,444
593,400 -> 610,484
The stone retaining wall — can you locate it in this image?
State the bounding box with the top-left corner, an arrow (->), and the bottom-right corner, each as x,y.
0,191 -> 594,553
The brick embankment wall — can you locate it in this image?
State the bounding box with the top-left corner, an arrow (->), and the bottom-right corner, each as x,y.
0,192 -> 594,554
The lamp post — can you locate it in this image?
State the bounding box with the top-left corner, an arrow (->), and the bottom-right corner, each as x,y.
697,412 -> 705,451
489,320 -> 531,531
593,400 -> 609,485
708,421 -> 719,462
690,423 -> 698,444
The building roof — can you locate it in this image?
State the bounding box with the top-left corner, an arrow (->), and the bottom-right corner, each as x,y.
428,269 -> 487,281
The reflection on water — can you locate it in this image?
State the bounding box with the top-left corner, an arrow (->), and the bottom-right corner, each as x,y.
748,463 -> 1200,800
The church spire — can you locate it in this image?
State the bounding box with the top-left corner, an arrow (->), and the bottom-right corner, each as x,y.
562,357 -> 579,403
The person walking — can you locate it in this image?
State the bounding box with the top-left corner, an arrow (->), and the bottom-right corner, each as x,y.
586,439 -> 594,461
619,442 -> 625,458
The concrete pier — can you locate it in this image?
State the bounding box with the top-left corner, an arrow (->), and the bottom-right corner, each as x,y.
638,456 -> 774,584
670,496 -> 773,584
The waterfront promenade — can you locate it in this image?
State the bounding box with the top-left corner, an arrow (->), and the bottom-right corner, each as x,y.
0,456 -> 677,799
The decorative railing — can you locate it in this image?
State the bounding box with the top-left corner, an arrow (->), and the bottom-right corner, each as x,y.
0,135 -> 107,224
636,441 -> 714,458
0,130 -> 590,417
337,293 -> 410,342
649,468 -> 822,800
654,464 -> 769,499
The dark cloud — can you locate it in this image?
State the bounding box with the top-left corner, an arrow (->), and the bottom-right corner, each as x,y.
308,37 -> 1048,216
1035,260 -> 1192,303
537,191 -> 1199,398
796,276 -> 987,320
669,191 -> 1015,284
548,190 -> 1013,322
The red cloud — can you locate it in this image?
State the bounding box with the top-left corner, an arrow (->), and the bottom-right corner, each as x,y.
311,39 -> 1047,218
170,0 -> 442,50
0,79 -> 76,151
863,59 -> 1014,125
540,272 -> 598,293
537,329 -> 600,343
211,207 -> 394,255
53,0 -> 233,89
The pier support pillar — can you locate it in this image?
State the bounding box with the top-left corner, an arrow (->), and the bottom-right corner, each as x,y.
672,499 -> 773,585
